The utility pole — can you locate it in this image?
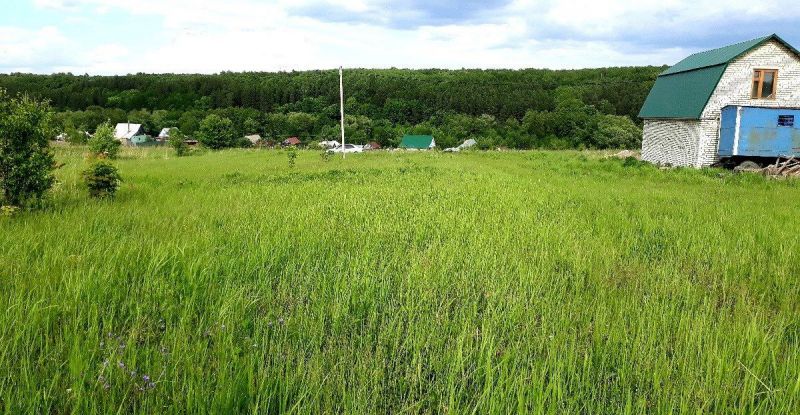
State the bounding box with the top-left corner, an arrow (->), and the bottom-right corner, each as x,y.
339,66 -> 346,159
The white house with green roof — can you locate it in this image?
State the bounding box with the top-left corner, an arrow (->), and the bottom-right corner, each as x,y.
639,34 -> 800,167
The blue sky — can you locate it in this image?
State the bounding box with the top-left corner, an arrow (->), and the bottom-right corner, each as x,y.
1,0 -> 799,74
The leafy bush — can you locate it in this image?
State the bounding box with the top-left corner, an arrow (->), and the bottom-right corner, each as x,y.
287,147 -> 298,168
168,127 -> 189,156
197,114 -> 237,149
0,89 -> 56,207
593,115 -> 643,149
82,161 -> 121,198
88,122 -> 121,159
64,122 -> 89,144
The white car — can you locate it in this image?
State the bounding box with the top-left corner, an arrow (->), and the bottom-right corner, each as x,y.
327,144 -> 364,153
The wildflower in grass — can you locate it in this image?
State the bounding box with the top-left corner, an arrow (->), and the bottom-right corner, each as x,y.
1,205 -> 20,217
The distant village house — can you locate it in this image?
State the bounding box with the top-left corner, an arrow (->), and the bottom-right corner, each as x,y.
282,137 -> 301,147
158,128 -> 173,141
400,135 -> 435,150
114,123 -> 146,145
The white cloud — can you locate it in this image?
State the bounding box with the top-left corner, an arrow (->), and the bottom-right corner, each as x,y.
0,26 -> 74,72
8,0 -> 800,74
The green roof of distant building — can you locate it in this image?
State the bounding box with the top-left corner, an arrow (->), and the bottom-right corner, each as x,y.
401,135 -> 435,149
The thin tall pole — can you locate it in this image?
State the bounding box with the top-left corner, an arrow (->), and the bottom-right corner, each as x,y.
339,66 -> 346,159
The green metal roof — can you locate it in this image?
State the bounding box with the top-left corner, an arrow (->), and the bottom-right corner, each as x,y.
401,135 -> 434,149
640,34 -> 800,119
662,36 -> 769,75
639,65 -> 727,119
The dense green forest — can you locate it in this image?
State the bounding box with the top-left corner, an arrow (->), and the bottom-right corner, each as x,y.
0,67 -> 664,149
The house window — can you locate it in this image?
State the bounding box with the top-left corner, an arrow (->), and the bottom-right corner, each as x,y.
752,69 -> 778,99
778,115 -> 795,127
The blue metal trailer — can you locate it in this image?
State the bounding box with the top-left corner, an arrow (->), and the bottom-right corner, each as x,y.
719,106 -> 800,162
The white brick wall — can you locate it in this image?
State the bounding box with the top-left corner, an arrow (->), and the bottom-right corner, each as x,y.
643,40 -> 800,167
642,120 -> 702,167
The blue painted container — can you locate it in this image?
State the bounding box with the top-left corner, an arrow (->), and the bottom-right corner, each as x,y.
719,106 -> 800,158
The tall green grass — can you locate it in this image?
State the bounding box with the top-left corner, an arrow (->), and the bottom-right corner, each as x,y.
1,147 -> 799,413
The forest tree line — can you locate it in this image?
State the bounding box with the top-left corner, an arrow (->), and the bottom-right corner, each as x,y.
0,67 -> 664,149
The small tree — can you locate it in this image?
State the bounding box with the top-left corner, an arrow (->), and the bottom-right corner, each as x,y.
197,114 -> 236,149
168,127 -> 189,156
0,89 -> 56,207
82,161 -> 121,198
594,115 -> 643,149
287,147 -> 298,168
64,122 -> 88,144
88,122 -> 121,159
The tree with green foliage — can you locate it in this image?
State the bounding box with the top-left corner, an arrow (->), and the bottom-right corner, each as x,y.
168,127 -> 189,156
0,67 -> 665,151
88,122 -> 121,159
593,115 -> 643,149
197,114 -> 237,149
64,121 -> 88,144
0,89 -> 55,207
82,160 -> 121,198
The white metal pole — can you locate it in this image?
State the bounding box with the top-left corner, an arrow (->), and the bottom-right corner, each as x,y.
339,66 -> 345,159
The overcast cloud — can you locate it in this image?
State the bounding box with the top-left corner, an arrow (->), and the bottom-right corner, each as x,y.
0,0 -> 798,74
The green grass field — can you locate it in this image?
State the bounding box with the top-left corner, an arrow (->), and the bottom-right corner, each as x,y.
2,147 -> 800,413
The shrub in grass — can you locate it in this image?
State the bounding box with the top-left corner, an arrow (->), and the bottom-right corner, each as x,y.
321,150 -> 332,162
287,147 -> 298,168
168,127 -> 189,156
0,88 -> 56,207
88,122 -> 121,159
82,161 -> 121,198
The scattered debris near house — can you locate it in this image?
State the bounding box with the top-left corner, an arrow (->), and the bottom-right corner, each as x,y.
609,150 -> 641,160
364,141 -> 381,150
639,34 -> 800,168
245,134 -> 262,146
445,139 -> 478,152
742,156 -> 800,177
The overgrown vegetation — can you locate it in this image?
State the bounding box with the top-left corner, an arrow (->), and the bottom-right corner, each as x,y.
1,147 -> 799,413
0,89 -> 55,207
82,160 -> 121,198
87,122 -> 121,159
167,127 -> 189,156
0,68 -> 662,150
